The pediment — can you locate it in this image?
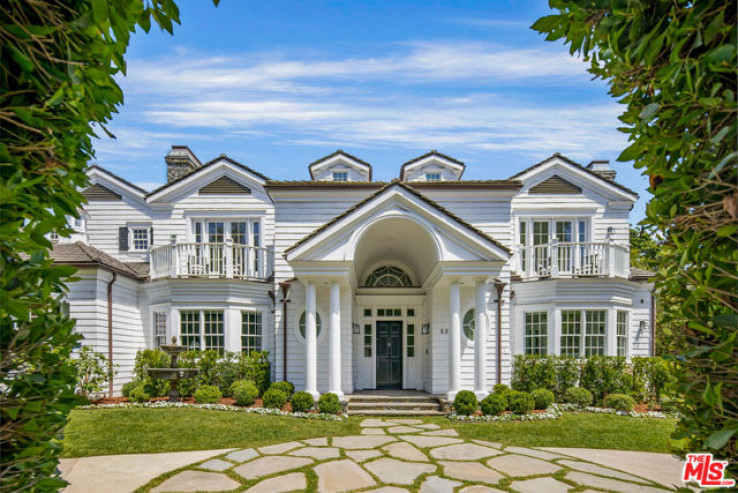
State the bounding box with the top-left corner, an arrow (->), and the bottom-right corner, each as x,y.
529,175 -> 582,194
199,176 -> 251,195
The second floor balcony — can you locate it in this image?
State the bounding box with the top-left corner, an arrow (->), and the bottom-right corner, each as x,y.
151,241 -> 272,280
512,240 -> 630,280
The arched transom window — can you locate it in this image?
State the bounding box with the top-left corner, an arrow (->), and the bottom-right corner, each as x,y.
365,266 -> 413,287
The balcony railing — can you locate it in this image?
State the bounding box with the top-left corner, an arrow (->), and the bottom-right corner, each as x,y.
151,241 -> 271,280
513,240 -> 629,279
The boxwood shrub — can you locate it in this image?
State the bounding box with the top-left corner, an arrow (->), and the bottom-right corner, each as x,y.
291,391 -> 314,413
128,383 -> 151,403
270,381 -> 294,399
194,385 -> 222,404
493,383 -> 510,394
231,380 -> 259,406
530,388 -> 555,410
318,393 -> 341,414
121,381 -> 138,398
563,387 -> 593,407
604,393 -> 635,412
453,390 -> 478,416
262,387 -> 287,409
480,393 -> 507,416
508,390 -> 535,414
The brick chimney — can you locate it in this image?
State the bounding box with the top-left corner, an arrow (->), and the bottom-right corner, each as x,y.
586,160 -> 616,181
165,145 -> 202,183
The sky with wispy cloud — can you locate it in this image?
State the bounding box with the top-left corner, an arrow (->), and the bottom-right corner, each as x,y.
95,0 -> 650,222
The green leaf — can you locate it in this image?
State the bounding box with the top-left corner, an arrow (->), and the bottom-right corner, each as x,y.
530,15 -> 562,33
716,224 -> 736,237
705,428 -> 736,450
705,44 -> 735,63
639,103 -> 660,120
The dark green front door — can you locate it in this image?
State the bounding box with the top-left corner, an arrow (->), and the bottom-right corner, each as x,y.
376,321 -> 402,389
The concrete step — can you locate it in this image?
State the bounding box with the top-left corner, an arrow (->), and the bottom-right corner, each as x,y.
348,395 -> 442,403
348,402 -> 440,411
348,409 -> 446,417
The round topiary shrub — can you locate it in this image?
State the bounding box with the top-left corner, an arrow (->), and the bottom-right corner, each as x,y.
493,383 -> 510,394
317,393 -> 341,414
231,380 -> 259,406
508,391 -> 535,415
530,388 -> 555,410
262,387 -> 287,409
563,387 -> 593,407
453,390 -> 478,416
269,381 -> 295,399
604,393 -> 635,412
291,391 -> 315,413
480,393 -> 507,416
128,383 -> 151,403
194,385 -> 222,404
121,381 -> 138,398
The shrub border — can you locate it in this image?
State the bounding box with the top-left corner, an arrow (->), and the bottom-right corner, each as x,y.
447,403 -> 677,421
77,401 -> 346,421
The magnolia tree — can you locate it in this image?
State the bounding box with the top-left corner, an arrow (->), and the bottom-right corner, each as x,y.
532,0 -> 736,477
0,1 -> 217,490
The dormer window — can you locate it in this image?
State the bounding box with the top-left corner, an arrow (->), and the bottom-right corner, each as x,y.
424,172 -> 441,182
332,172 -> 348,182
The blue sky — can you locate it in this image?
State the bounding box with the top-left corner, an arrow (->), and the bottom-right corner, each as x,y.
95,0 -> 650,222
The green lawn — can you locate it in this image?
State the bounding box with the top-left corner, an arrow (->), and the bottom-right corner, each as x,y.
62,408 -> 679,458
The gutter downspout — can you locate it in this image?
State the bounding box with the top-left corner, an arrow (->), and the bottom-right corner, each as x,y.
279,281 -> 292,381
107,271 -> 117,398
650,291 -> 656,357
495,281 -> 506,385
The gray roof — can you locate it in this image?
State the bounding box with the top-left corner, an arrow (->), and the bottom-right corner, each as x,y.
629,267 -> 656,281
50,242 -> 144,279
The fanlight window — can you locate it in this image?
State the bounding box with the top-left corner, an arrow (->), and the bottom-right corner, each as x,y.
365,266 -> 413,287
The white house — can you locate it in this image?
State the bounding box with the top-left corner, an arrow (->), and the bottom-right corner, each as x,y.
54,146 -> 655,399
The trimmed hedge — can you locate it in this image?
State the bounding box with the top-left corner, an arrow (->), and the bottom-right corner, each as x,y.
604,393 -> 636,412
453,390 -> 478,416
318,393 -> 341,415
231,380 -> 259,407
194,385 -> 222,404
270,381 -> 295,399
291,391 -> 314,413
508,391 -> 534,415
262,388 -> 287,409
128,384 -> 151,403
480,394 -> 507,416
121,381 -> 138,398
531,388 -> 555,410
563,387 -> 593,407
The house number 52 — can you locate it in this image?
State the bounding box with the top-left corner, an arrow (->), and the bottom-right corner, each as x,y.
440,328 -> 449,334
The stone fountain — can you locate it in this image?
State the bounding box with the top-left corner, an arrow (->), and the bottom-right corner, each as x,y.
147,336 -> 199,402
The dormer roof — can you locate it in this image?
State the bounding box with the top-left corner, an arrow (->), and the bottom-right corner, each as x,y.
308,150 -> 372,181
400,150 -> 465,181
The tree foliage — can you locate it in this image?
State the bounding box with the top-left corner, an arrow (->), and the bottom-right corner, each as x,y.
532,0 -> 737,476
0,0 -> 207,490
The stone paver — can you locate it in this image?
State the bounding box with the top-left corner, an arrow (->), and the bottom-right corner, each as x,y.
419,475 -> 461,493
387,425 -> 421,434
430,443 -> 502,460
509,477 -> 571,493
369,488 -> 410,493
420,429 -> 458,437
459,486 -> 506,493
151,471 -> 239,493
416,423 -> 441,430
244,472 -> 307,493
362,428 -> 387,435
361,418 -> 389,427
225,448 -> 258,463
439,461 -> 504,483
346,449 -> 383,462
566,471 -> 671,493
289,446 -> 341,460
197,459 -> 232,472
486,454 -> 561,477
332,435 -> 396,449
503,446 -> 563,461
303,437 -> 328,446
315,459 -> 376,492
233,456 -> 313,480
383,441 -> 430,462
388,418 -> 423,425
399,435 -> 463,448
472,440 -> 502,449
558,459 -> 652,484
365,457 -> 436,485
258,441 -> 302,455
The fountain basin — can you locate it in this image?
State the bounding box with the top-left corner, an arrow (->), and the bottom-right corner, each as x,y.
148,368 -> 199,380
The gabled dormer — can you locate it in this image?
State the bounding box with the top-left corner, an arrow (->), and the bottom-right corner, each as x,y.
400,151 -> 465,182
308,150 -> 372,182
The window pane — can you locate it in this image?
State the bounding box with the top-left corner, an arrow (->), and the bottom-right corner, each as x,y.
299,311 -> 322,338
617,311 -> 628,357
364,324 -> 372,357
560,310 -> 581,357
132,228 -> 149,250
154,311 -> 167,348
407,308 -> 415,317
407,324 -> 415,357
180,310 -> 200,350
203,310 -> 224,353
463,309 -> 475,341
584,310 -> 606,356
525,312 -> 548,355
231,222 -> 247,245
364,308 -> 371,317
242,310 -> 262,354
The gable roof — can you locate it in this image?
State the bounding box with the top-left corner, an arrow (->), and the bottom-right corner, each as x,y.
50,241 -> 143,279
308,150 -> 373,180
82,183 -> 123,201
511,153 -> 639,198
199,176 -> 251,195
87,165 -> 148,197
529,175 -> 582,194
400,150 -> 466,180
146,155 -> 270,201
284,179 -> 510,258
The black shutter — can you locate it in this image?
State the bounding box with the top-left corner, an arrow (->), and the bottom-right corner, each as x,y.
150,227 -> 154,248
119,227 -> 129,251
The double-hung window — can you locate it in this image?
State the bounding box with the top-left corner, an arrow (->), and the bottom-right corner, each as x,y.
524,312 -> 548,355
332,171 -> 348,182
241,310 -> 262,354
560,309 -> 607,356
153,311 -> 167,348
132,228 -> 150,251
179,309 -> 224,353
616,311 -> 628,357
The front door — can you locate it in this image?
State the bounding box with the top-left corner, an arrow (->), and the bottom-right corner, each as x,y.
376,321 -> 402,389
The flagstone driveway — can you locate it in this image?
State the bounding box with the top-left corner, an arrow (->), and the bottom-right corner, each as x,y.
129,417 -> 686,492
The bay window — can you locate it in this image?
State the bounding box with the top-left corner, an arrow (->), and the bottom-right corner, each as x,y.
179,309 -> 224,353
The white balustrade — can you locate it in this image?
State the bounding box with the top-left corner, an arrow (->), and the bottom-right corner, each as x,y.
150,242 -> 270,279
516,241 -> 629,279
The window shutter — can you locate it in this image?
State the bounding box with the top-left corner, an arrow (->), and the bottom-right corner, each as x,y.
150,227 -> 154,247
119,227 -> 129,251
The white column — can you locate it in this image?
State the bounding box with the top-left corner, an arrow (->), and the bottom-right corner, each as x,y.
474,282 -> 488,399
329,282 -> 343,397
305,283 -> 318,398
448,282 -> 461,399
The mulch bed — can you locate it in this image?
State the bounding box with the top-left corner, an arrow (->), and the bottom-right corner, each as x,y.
89,395 -> 301,413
